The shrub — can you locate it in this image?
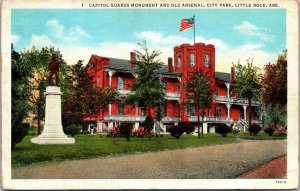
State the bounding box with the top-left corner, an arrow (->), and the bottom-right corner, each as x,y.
275,129 -> 287,135
264,127 -> 275,136
249,124 -> 262,136
167,125 -> 185,139
180,122 -> 195,134
64,124 -> 81,137
132,126 -> 154,138
107,127 -> 120,137
12,123 -> 30,149
215,123 -> 232,137
119,122 -> 133,141
232,129 -> 240,134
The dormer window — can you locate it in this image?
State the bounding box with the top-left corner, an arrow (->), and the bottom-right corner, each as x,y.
177,56 -> 181,68
89,62 -> 95,68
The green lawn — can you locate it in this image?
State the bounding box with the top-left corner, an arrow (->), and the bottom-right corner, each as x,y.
228,132 -> 287,140
12,133 -> 238,168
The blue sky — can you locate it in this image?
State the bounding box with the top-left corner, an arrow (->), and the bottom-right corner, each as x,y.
12,9 -> 286,72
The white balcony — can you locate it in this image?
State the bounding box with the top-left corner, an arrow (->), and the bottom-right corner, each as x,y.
104,115 -> 180,123
188,116 -> 234,123
165,92 -> 181,101
104,115 -> 145,122
214,96 -> 261,106
161,117 -> 180,123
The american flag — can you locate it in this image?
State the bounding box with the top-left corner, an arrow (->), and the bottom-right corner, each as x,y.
180,18 -> 194,32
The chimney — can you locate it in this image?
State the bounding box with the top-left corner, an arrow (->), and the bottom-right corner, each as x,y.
168,57 -> 173,72
230,67 -> 235,82
130,52 -> 136,68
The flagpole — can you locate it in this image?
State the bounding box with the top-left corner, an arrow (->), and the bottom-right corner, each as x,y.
193,15 -> 195,45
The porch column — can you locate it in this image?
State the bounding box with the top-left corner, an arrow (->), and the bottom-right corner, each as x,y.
108,122 -> 113,130
225,82 -> 230,98
96,120 -> 103,133
108,71 -> 115,116
226,103 -> 232,120
203,123 -> 208,134
242,105 -> 247,120
135,105 -> 138,115
134,123 -> 139,130
108,71 -> 115,87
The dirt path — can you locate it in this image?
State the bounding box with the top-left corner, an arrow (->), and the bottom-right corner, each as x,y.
13,140 -> 286,179
238,155 -> 287,178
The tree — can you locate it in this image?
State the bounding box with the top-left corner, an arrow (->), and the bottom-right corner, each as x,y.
261,52 -> 287,107
20,46 -> 66,135
62,60 -> 117,128
126,40 -> 165,131
11,44 -> 31,148
186,72 -> 212,138
233,59 -> 262,130
264,104 -> 287,130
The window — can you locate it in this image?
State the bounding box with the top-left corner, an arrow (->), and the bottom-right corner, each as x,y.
117,77 -> 124,90
189,54 -> 195,67
214,90 -> 218,96
187,104 -> 195,116
177,56 -> 181,68
89,62 -> 95,68
118,101 -> 124,115
216,108 -> 221,117
240,107 -> 244,119
140,107 -> 146,116
97,76 -> 100,87
204,54 -> 210,67
251,107 -> 260,120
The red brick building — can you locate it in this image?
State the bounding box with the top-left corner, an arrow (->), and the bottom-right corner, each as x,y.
86,42 -> 262,133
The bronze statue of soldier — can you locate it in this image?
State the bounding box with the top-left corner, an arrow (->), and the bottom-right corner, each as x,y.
47,53 -> 60,86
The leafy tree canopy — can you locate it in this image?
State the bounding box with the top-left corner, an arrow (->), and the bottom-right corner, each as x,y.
261,52 -> 287,107
62,60 -> 117,127
233,59 -> 262,100
19,46 -> 67,134
186,72 -> 212,138
126,40 -> 165,113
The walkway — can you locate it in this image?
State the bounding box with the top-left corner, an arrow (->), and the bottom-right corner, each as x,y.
13,140 -> 286,179
238,155 -> 287,178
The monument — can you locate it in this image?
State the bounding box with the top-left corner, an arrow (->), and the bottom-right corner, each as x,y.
31,54 -> 75,144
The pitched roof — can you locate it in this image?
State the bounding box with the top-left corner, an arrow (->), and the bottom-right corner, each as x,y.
215,72 -> 230,81
104,57 -> 131,70
99,56 -> 228,79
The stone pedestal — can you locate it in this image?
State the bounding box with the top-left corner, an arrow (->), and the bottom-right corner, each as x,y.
31,86 -> 75,144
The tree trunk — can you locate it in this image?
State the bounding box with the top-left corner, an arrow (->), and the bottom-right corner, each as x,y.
197,105 -> 200,138
248,98 -> 252,135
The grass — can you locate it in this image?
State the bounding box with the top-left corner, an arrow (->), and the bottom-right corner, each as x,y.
12,133 -> 238,168
228,132 -> 287,140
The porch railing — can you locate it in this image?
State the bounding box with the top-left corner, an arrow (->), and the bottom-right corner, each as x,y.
188,116 -> 234,123
214,96 -> 261,106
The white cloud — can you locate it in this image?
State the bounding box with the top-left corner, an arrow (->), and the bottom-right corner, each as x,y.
12,34 -> 21,44
134,31 -> 189,46
25,30 -> 278,74
28,34 -> 54,48
46,19 -> 90,43
134,31 -> 277,71
233,21 -> 273,42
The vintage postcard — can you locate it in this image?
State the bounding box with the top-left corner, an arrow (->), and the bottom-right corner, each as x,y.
1,0 -> 299,189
